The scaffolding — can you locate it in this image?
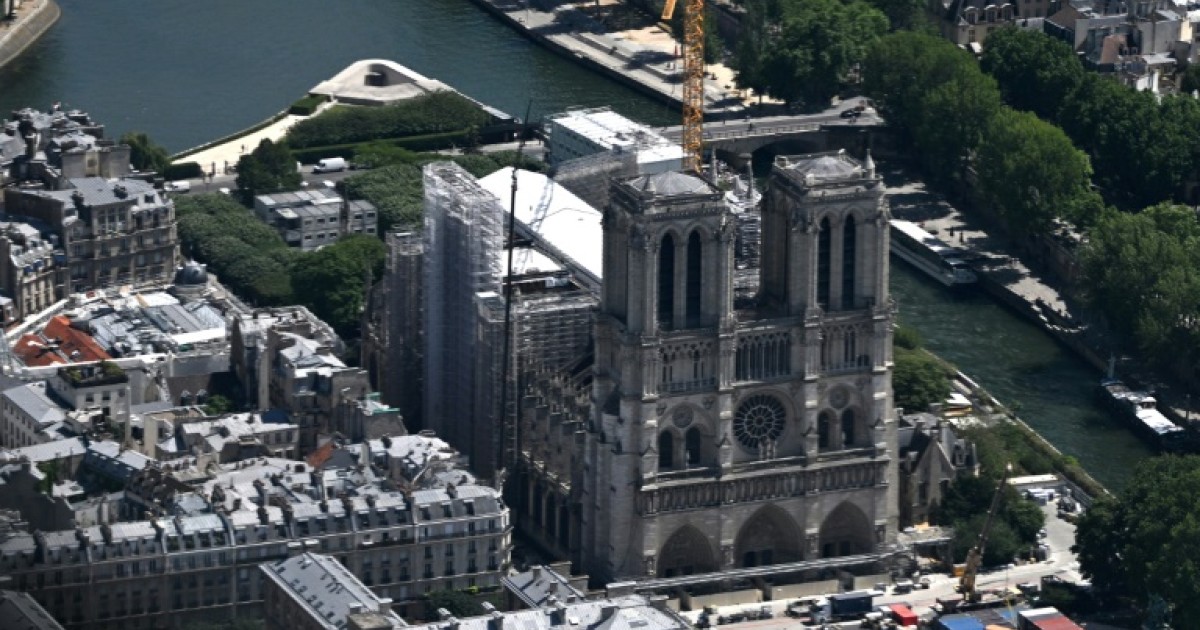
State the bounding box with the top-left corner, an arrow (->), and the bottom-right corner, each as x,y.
377,230 -> 425,424
422,162 -> 506,458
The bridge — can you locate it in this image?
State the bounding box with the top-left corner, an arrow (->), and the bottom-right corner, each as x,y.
658,105 -> 885,157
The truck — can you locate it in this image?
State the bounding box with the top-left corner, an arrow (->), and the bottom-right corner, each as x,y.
312,157 -> 347,173
811,592 -> 873,623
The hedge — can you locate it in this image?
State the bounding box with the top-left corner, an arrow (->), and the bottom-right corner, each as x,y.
290,130 -> 476,164
163,161 -> 204,180
288,94 -> 328,116
287,91 -> 492,149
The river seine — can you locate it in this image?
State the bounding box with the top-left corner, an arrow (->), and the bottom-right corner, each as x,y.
0,0 -> 1151,488
0,0 -> 676,152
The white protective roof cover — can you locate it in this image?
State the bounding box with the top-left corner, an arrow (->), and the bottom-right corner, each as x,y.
478,168 -> 603,283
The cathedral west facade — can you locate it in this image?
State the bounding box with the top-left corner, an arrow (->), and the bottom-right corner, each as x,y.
516,150 -> 899,582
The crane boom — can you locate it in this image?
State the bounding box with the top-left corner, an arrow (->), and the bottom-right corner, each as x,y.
957,463 -> 1013,602
661,0 -> 704,172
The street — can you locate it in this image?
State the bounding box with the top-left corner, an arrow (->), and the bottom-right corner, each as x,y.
673,501 -> 1082,627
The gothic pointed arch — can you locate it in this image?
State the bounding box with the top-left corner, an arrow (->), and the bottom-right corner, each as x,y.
818,410 -> 836,450
817,217 -> 831,308
686,230 -> 703,327
658,430 -> 675,470
658,233 -> 676,327
842,214 -> 857,310
734,504 -> 803,567
685,426 -> 702,465
658,525 -> 717,577
818,501 -> 874,558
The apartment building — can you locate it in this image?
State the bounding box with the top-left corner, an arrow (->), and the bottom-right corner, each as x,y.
0,439 -> 511,628
3,177 -> 178,294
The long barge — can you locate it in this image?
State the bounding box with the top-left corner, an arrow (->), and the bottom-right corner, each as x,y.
1098,378 -> 1189,453
889,219 -> 977,288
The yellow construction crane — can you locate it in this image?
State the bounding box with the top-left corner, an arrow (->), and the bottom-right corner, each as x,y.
661,0 -> 704,173
957,463 -> 1013,603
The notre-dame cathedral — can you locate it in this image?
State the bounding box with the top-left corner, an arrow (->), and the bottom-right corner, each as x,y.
514,150 -> 899,582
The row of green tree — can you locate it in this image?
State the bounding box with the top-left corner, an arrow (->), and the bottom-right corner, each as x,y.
286,91 -> 493,150
342,144 -> 545,233
981,28 -> 1200,210
175,194 -> 384,338
863,31 -> 1103,235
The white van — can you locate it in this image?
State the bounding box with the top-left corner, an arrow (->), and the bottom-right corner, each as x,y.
313,157 -> 347,173
166,181 -> 191,193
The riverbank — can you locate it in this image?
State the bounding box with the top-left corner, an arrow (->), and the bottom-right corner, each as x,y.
0,0 -> 59,71
885,171 -> 1200,433
464,0 -> 746,115
950,368 -> 1110,500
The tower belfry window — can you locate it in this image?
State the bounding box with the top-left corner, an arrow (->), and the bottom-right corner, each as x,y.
817,218 -> 831,308
658,234 -> 675,327
842,216 -> 857,310
686,231 -> 702,327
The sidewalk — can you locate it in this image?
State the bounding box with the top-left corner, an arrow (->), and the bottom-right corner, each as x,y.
171,100 -> 336,173
0,0 -> 60,71
472,0 -> 751,114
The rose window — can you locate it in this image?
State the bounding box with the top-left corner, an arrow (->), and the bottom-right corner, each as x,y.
733,394 -> 786,450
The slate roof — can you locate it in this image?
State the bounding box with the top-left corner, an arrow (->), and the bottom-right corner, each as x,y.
261,553 -> 405,630
404,596 -> 689,630
2,382 -> 67,427
0,589 -> 66,630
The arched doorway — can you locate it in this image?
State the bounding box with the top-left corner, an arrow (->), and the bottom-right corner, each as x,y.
734,505 -> 802,567
658,525 -> 717,577
818,502 -> 874,558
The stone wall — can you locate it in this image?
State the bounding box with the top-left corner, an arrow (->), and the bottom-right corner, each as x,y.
0,0 -> 60,70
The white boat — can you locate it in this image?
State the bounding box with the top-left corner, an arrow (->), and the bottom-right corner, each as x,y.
888,219 -> 977,287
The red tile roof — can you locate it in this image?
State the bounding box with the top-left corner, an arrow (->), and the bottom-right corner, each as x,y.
15,315 -> 111,367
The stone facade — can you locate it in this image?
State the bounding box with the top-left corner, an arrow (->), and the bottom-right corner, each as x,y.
520,154 -> 898,582
2,177 -> 178,295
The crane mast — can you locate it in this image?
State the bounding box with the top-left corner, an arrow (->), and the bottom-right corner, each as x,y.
957,463 -> 1013,603
661,0 -> 704,172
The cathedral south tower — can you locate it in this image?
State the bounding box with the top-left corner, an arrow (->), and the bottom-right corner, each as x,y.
582,154 -> 898,582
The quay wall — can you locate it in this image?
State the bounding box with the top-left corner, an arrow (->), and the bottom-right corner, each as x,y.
0,0 -> 60,71
463,0 -> 684,110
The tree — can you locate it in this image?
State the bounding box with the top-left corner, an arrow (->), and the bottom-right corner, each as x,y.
892,348 -> 950,413
863,32 -> 976,141
425,589 -> 483,619
120,131 -> 172,174
235,139 -> 302,205
979,27 -> 1085,122
936,473 -> 1044,564
1181,64 -> 1200,95
976,108 -> 1097,234
1074,455 -> 1200,619
912,64 -> 1002,186
204,394 -> 233,416
861,0 -> 926,30
734,0 -> 784,100
290,235 -> 386,337
343,164 -> 426,232
740,0 -> 888,106
1080,204 -> 1200,381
